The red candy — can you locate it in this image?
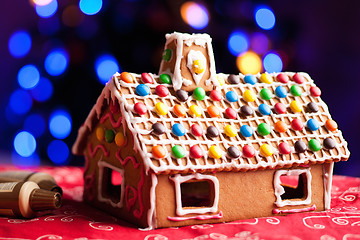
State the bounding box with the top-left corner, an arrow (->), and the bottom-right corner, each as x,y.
274,102 -> 287,114
276,73 -> 289,83
225,107 -> 237,119
133,102 -> 147,115
190,145 -> 203,158
110,101 -> 119,113
155,85 -> 169,97
293,73 -> 305,84
291,118 -> 304,131
310,86 -> 321,97
210,90 -> 222,101
279,142 -> 291,154
191,124 -> 203,137
141,72 -> 154,84
242,145 -> 255,158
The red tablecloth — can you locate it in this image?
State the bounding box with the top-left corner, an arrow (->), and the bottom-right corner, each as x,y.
0,166 -> 359,240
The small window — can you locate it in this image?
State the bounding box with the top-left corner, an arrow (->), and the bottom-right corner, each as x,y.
181,180 -> 213,208
279,173 -> 307,200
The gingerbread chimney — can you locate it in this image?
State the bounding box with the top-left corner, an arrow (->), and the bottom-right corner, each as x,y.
159,32 -> 218,92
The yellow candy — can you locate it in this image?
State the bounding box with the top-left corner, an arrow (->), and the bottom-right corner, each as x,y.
260,73 -> 273,84
224,125 -> 237,137
192,59 -> 205,74
189,105 -> 202,117
209,145 -> 222,159
155,102 -> 168,115
260,144 -> 273,157
243,90 -> 256,102
290,100 -> 303,113
115,131 -> 127,147
217,75 -> 225,86
96,127 -> 104,141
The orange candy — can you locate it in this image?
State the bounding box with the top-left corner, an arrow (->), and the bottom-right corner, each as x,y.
325,119 -> 338,132
207,105 -> 220,118
120,72 -> 134,83
174,104 -> 186,117
152,146 -> 166,158
274,121 -> 288,133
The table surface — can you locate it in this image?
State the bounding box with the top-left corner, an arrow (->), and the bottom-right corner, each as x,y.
0,165 -> 359,240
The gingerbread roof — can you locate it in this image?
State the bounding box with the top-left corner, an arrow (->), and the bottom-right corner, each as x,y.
72,33 -> 349,175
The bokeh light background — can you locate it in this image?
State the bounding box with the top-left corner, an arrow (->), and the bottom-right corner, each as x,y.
0,0 -> 358,176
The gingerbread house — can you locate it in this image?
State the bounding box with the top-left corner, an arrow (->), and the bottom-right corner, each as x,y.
72,32 -> 350,229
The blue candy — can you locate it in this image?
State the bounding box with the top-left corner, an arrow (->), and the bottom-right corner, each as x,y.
275,86 -> 287,98
259,103 -> 271,115
172,123 -> 186,137
307,119 -> 319,131
244,74 -> 257,85
135,84 -> 150,96
240,125 -> 253,137
225,91 -> 238,102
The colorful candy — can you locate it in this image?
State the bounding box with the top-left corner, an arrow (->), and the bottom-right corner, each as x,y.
244,74 -> 257,85
155,85 -> 169,97
293,73 -> 305,84
159,74 -> 172,84
307,102 -> 319,113
206,126 -> 219,138
152,146 -> 166,158
259,103 -> 271,115
191,124 -> 203,136
224,125 -> 237,137
228,74 -> 240,84
290,100 -> 303,113
96,127 -> 104,141
243,90 -> 256,102
225,107 -> 237,119
209,145 -> 222,159
308,139 -> 321,152
190,145 -> 203,158
193,87 -> 206,100
294,140 -> 307,153
242,145 -> 255,158
162,49 -> 172,61
290,85 -> 302,96
291,119 -> 304,131
172,145 -> 185,158
325,119 -> 338,132
141,72 -> 154,84
152,123 -> 165,135
260,73 -> 273,84
310,86 -> 321,97
175,89 -> 188,102
276,73 -> 289,83
174,104 -> 186,117
240,105 -> 254,116
307,119 -> 319,131
105,129 -> 115,143
172,123 -> 186,137
189,104 -> 202,117
115,131 -> 127,147
217,75 -> 225,86
120,72 -> 133,83
278,142 -> 291,154
135,84 -> 150,96
274,121 -> 287,133
134,102 -> 147,115
240,125 -> 253,137
155,102 -> 168,115
275,86 -> 287,98
207,105 -> 220,118
257,123 -> 271,136
260,144 -> 273,157
323,138 -> 336,149
274,102 -> 287,114
226,91 -> 238,102
227,146 -> 240,159
260,88 -> 273,100
210,90 -> 222,101
192,59 -> 205,74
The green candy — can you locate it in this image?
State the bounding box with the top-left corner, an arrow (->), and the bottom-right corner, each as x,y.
290,85 -> 302,96
172,145 -> 185,158
257,123 -> 271,136
259,88 -> 273,100
159,74 -> 172,84
193,87 -> 206,101
162,49 -> 172,61
308,139 -> 321,152
105,129 -> 115,143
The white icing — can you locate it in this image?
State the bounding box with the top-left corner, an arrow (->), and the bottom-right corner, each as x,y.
145,173 -> 158,230
182,78 -> 193,86
186,50 -> 207,85
323,162 -> 334,210
273,168 -> 312,208
169,173 -> 219,216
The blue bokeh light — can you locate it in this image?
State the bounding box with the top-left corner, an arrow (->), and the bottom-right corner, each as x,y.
228,31 -> 249,56
9,89 -> 32,115
44,49 -> 69,76
79,0 -> 103,15
30,77 -> 53,102
263,52 -> 283,73
255,7 -> 276,30
24,114 -> 46,137
8,31 -> 31,58
35,0 -> 58,18
185,3 -> 209,30
47,140 -> 70,165
95,54 -> 120,84
49,110 -> 72,139
11,152 -> 40,168
38,16 -> 60,36
13,131 -> 37,157
17,65 -> 40,89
